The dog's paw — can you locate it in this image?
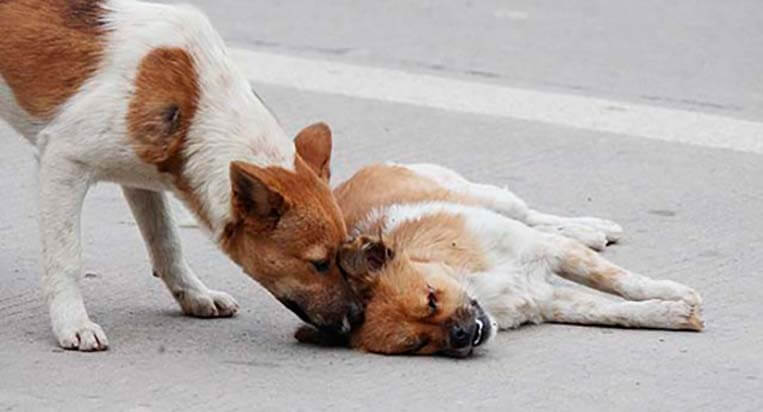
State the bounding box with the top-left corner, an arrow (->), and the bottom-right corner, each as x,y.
652,280 -> 703,307
536,223 -> 609,251
565,217 -> 623,243
55,319 -> 109,352
672,283 -> 703,307
665,301 -> 704,331
175,288 -> 239,318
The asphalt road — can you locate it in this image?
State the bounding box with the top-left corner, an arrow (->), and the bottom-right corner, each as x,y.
1,1 -> 762,411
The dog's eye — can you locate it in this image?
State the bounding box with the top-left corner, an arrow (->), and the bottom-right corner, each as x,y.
427,291 -> 438,313
311,259 -> 330,273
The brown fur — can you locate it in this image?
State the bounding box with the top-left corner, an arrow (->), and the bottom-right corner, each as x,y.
294,122 -> 332,182
126,46 -> 211,229
333,164 -> 479,231
348,254 -> 474,354
390,214 -> 488,273
0,0 -> 106,118
221,154 -> 358,328
558,242 -> 626,294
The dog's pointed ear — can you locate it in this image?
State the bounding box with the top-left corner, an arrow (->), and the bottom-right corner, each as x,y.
338,235 -> 394,298
294,122 -> 332,183
229,161 -> 288,227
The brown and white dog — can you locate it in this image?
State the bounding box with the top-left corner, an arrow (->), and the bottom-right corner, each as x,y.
298,163 -> 704,357
0,0 -> 361,351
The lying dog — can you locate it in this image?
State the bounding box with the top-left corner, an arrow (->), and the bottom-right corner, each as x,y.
298,163 -> 704,357
0,0 -> 361,351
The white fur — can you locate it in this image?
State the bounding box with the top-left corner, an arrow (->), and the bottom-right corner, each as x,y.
0,0 -> 294,351
358,164 -> 703,332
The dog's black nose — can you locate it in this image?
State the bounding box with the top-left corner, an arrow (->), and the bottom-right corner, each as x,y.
449,324 -> 475,349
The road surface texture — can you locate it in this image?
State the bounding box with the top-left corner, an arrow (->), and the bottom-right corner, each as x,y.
1,1 -> 761,411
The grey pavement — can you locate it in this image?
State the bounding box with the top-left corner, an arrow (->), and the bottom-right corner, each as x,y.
1,1 -> 762,411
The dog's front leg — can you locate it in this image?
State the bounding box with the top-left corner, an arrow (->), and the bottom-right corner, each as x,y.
121,187 -> 239,318
39,158 -> 108,351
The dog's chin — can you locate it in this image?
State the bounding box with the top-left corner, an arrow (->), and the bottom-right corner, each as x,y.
440,346 -> 474,358
294,324 -> 350,347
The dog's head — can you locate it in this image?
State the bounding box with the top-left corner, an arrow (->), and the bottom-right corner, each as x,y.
223,123 -> 362,335
297,234 -> 495,357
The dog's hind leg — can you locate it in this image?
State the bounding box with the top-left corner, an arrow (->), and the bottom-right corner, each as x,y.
402,163 -> 531,221
542,287 -> 703,331
39,157 -> 108,351
401,163 -> 622,249
547,235 -> 701,306
122,187 -> 239,318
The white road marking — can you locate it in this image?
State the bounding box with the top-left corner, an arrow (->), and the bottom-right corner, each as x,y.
231,48 -> 763,155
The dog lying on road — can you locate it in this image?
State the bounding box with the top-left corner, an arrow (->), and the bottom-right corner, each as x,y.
0,0 -> 361,351
298,162 -> 704,357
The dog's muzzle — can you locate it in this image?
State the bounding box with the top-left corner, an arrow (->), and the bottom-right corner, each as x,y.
441,300 -> 494,358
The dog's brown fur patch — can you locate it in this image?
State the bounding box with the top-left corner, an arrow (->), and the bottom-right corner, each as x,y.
559,243 -> 625,293
126,47 -> 210,228
391,213 -> 489,273
334,164 -> 480,231
0,0 -> 106,118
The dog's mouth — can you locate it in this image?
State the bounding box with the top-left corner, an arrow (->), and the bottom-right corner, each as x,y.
473,318 -> 485,346
473,311 -> 495,347
473,301 -> 495,347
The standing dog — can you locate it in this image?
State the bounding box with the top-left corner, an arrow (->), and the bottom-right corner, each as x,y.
0,0 -> 361,351
298,163 -> 703,357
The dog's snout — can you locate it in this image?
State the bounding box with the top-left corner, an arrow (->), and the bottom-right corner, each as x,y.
449,324 -> 475,349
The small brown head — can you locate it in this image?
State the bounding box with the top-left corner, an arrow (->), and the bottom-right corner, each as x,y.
223,123 -> 362,335
298,235 -> 495,357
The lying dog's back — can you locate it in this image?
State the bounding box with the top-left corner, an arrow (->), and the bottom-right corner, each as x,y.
335,163 -> 476,231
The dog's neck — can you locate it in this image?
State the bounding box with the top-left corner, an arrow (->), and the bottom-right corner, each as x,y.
172,119 -> 296,242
